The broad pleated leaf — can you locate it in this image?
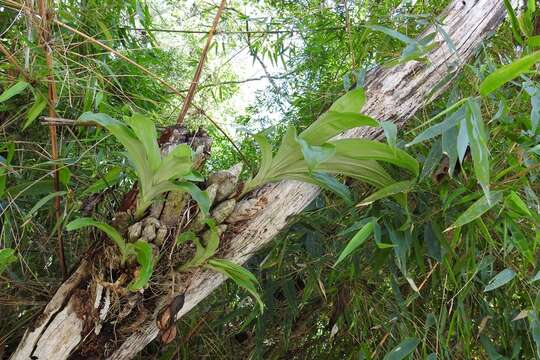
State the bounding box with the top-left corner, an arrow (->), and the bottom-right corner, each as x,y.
124,113 -> 161,172
328,87 -> 366,113
300,111 -> 378,145
66,217 -> 127,257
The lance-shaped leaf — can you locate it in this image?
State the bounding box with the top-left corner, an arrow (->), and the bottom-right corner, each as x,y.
0,81 -> 29,103
445,191 -> 503,231
465,98 -> 491,201
334,222 -> 374,267
66,217 -> 127,260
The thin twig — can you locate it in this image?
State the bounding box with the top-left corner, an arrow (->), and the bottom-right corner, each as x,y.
0,41 -> 31,81
37,0 -> 66,278
177,0 -> 227,125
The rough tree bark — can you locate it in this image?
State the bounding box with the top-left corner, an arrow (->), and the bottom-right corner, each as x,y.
11,0 -> 511,359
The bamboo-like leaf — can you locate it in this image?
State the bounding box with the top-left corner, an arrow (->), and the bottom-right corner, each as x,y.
206,258 -> 264,312
23,93 -> 47,130
480,51 -> 540,96
465,99 -> 490,200
357,180 -> 414,206
383,338 -> 420,360
407,107 -> 464,147
503,0 -> 524,45
334,222 -> 374,267
24,191 -> 67,220
367,25 -> 415,44
82,167 -> 122,196
484,268 -> 516,292
445,191 -> 503,231
0,81 -> 29,103
126,240 -> 154,291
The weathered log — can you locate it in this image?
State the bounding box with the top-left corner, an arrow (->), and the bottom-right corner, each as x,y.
11,1 -> 512,359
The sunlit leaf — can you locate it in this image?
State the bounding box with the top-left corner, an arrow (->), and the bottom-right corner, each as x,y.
0,81 -> 29,103
480,50 -> 540,96
445,191 -> 503,231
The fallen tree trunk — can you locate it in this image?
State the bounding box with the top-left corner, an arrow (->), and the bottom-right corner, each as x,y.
11,0 -> 510,359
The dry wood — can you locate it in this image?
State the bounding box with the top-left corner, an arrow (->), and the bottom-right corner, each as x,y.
10,1 -> 511,359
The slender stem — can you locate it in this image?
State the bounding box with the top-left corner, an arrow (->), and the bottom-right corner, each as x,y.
37,0 -> 66,278
177,0 -> 227,125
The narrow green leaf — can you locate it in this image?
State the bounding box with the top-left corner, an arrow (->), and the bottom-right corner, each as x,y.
480,51 -> 540,96
24,191 -> 67,220
206,258 -> 264,312
310,172 -> 352,205
82,167 -> 122,196
23,93 -> 47,130
380,121 -> 397,149
484,268 -> 516,292
445,191 -> 503,231
383,338 -> 420,360
367,25 -> 415,44
407,107 -> 464,147
357,180 -> 414,206
503,0 -> 524,45
505,191 -> 532,217
334,222 -> 374,267
0,81 -> 29,103
465,99 -> 490,200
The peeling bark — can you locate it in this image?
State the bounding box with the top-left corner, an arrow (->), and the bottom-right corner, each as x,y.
11,0 -> 512,359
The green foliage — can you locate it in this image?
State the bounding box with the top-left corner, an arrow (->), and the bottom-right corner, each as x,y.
0,248 -> 17,275
245,88 -> 419,203
206,259 -> 264,313
0,81 -> 29,103
480,50 -> 540,96
66,217 -> 153,291
334,221 -> 373,267
484,268 -> 516,292
78,112 -> 209,218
